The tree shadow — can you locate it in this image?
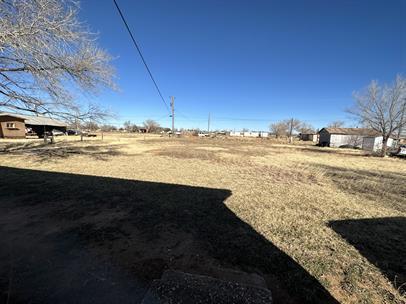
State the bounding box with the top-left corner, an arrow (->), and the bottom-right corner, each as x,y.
313,164 -> 406,213
300,147 -> 369,157
0,166 -> 338,303
0,141 -> 125,162
329,217 -> 406,295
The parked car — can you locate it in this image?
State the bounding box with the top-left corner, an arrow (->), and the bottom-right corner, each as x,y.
51,129 -> 65,136
390,145 -> 406,157
25,127 -> 37,136
67,129 -> 80,135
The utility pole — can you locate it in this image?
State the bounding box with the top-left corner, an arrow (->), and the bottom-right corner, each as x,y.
207,112 -> 211,134
289,118 -> 294,143
397,99 -> 406,145
170,96 -> 175,135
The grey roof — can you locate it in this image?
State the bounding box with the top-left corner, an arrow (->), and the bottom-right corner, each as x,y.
0,112 -> 67,127
319,127 -> 381,137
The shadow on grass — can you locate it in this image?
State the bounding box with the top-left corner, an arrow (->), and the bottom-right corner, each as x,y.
329,217 -> 406,295
300,147 -> 369,156
0,166 -> 338,304
315,164 -> 406,213
0,140 -> 124,161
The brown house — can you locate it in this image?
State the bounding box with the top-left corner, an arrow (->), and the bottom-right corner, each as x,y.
0,114 -> 26,138
0,112 -> 67,138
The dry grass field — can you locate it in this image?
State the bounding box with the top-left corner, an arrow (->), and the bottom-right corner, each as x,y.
0,133 -> 405,303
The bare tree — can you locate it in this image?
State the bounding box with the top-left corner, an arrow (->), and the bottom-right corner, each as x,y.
143,119 -> 160,133
83,121 -> 99,131
123,120 -> 132,132
298,122 -> 315,134
123,120 -> 138,132
327,120 -> 345,128
270,118 -> 302,141
0,0 -> 115,121
100,124 -> 117,132
269,121 -> 288,138
349,75 -> 406,156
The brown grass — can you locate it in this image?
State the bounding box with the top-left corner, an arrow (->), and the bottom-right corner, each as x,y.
0,133 -> 405,303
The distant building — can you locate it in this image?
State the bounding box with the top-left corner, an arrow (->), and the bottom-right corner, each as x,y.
299,133 -> 318,142
362,136 -> 395,152
244,131 -> 259,137
230,131 -> 268,138
0,112 -> 67,138
318,127 -> 380,148
397,129 -> 406,141
0,114 -> 25,138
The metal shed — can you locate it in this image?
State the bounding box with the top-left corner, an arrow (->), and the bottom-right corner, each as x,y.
318,128 -> 381,148
362,136 -> 395,152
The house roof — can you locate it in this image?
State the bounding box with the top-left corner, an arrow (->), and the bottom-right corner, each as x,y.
319,127 -> 381,136
0,112 -> 67,127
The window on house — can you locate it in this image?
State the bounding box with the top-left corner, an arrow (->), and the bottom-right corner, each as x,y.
6,123 -> 16,128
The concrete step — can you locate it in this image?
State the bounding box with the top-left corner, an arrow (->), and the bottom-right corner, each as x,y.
141,270 -> 272,304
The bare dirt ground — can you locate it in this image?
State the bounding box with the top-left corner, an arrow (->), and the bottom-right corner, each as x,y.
0,133 -> 405,303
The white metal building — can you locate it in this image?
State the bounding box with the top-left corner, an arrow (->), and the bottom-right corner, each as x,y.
230,131 -> 242,137
318,128 -> 381,148
362,136 -> 395,152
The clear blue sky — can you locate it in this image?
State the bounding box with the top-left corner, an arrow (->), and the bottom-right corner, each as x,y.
79,0 -> 405,131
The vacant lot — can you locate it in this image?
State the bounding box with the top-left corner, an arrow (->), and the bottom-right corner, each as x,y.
0,134 -> 405,303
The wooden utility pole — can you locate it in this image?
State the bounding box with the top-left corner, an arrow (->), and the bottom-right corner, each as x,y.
207,112 -> 211,134
397,99 -> 405,143
288,118 -> 294,143
170,96 -> 175,135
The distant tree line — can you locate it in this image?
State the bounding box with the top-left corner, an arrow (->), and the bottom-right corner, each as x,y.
122,119 -> 170,133
269,119 -> 316,140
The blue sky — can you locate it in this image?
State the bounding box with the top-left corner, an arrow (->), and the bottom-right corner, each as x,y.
79,0 -> 405,131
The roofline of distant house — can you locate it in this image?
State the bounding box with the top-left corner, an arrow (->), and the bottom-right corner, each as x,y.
0,112 -> 67,127
317,127 -> 402,139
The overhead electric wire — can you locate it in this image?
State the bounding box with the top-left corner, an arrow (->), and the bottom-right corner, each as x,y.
112,0 -> 170,114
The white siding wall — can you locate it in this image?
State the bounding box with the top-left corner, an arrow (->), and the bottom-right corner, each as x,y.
230,131 -> 242,137
229,131 -> 269,138
330,134 -> 363,148
362,137 -> 395,151
362,137 -> 375,151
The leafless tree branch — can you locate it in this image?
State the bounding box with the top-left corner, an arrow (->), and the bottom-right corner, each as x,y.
348,75 -> 406,156
0,0 -> 116,122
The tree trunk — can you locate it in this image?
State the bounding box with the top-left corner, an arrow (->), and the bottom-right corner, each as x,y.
381,136 -> 388,157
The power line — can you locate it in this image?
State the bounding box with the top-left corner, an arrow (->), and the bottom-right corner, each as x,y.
112,0 -> 170,113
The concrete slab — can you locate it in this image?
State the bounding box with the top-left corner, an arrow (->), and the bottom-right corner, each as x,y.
141,270 -> 272,304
